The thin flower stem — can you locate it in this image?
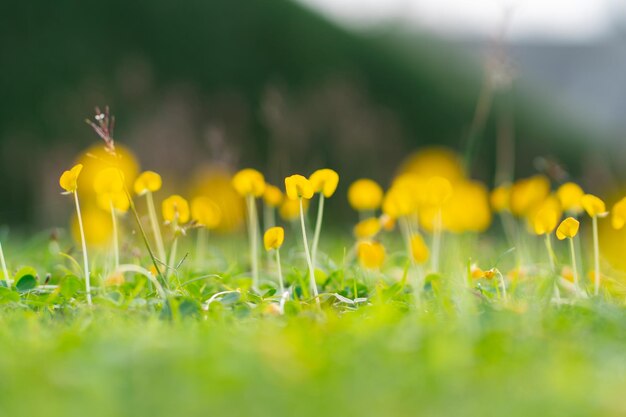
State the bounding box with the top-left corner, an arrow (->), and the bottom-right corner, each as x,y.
400,216 -> 415,267
592,216 -> 601,296
0,241 -> 11,287
544,233 -> 560,301
196,228 -> 207,270
275,249 -> 284,293
498,271 -> 508,302
569,237 -> 580,296
299,198 -> 320,306
110,201 -> 119,269
431,209 -> 442,273
246,195 -> 260,290
146,191 -> 167,265
167,236 -> 178,281
263,204 -> 275,266
74,191 -> 92,305
311,194 -> 325,270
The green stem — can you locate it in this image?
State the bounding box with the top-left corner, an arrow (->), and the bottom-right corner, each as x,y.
196,228 -> 207,270
544,233 -> 560,301
74,191 -> 92,305
0,241 -> 11,287
311,194 -> 325,271
569,237 -> 580,296
246,195 -> 260,290
592,216 -> 601,296
275,248 -> 284,293
110,201 -> 119,269
146,191 -> 167,265
167,236 -> 178,282
299,198 -> 319,305
431,209 -> 442,273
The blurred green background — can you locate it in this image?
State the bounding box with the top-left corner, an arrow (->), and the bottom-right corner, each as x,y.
0,0 -> 623,226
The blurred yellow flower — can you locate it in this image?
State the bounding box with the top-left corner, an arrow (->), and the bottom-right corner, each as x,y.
532,199 -> 561,235
263,227 -> 285,251
382,186 -> 415,219
611,197 -> 626,230
279,198 -> 308,221
353,217 -> 381,240
93,167 -> 129,212
348,179 -> 383,211
442,180 -> 492,233
490,184 -> 511,213
75,144 -> 139,194
59,164 -> 83,193
556,217 -> 580,240
285,175 -> 314,200
97,192 -> 129,213
162,195 -> 190,223
423,176 -> 452,207
357,241 -> 386,270
232,168 -> 266,197
263,184 -> 284,208
509,175 -> 550,217
397,147 -> 464,184
309,169 -> 339,198
556,182 -> 584,213
191,197 -> 221,230
581,194 -> 607,218
410,233 -> 429,264
71,206 -> 112,246
134,171 -> 162,195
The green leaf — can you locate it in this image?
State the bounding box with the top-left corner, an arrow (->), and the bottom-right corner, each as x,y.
16,274 -> 37,292
0,287 -> 20,303
60,275 -> 82,298
178,298 -> 200,317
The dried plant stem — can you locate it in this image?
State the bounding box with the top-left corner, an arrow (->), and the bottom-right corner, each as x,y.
0,241 -> 11,287
110,201 -> 119,269
299,198 -> 319,306
246,195 -> 260,290
74,191 -> 92,305
592,216 -> 601,296
146,191 -> 167,265
311,194 -> 325,270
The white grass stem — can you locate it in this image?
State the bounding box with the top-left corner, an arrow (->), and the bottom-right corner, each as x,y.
146,191 -> 167,265
299,198 -> 319,305
110,201 -> 119,269
246,195 -> 260,290
74,191 -> 92,305
592,216 -> 601,296
0,241 -> 11,287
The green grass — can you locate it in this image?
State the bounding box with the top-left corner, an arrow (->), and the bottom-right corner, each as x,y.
0,231 -> 626,417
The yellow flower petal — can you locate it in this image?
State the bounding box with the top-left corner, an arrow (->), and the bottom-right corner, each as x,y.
581,194 -> 607,218
59,164 -> 83,193
357,241 -> 386,270
134,171 -> 162,195
263,226 -> 285,251
284,175 -> 314,200
410,233 -> 429,264
232,169 -> 266,197
263,184 -> 284,207
556,217 -> 580,240
353,218 -> 381,240
556,182 -> 584,213
191,197 -> 222,229
162,195 -> 190,223
347,179 -> 383,211
309,169 -> 339,198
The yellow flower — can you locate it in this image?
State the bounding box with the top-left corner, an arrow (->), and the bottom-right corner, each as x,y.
309,169 -> 339,197
471,266 -> 497,280
162,195 -> 190,223
410,233 -> 429,264
442,180 -> 491,233
611,197 -> 626,230
59,164 -> 83,193
382,186 -> 415,219
581,194 -> 607,218
532,200 -> 561,235
232,168 -> 266,197
556,182 -> 584,213
490,184 -> 511,213
279,198 -> 309,221
263,226 -> 285,251
93,167 -> 125,194
191,197 -> 222,229
134,171 -> 162,195
284,175 -> 314,200
509,175 -> 550,217
97,191 -> 129,213
347,179 -> 383,211
556,217 -> 580,240
397,147 -> 465,184
357,241 -> 386,270
423,176 -> 452,207
353,218 -> 381,240
263,184 -> 284,207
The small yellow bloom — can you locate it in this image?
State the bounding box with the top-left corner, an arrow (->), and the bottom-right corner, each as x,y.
93,167 -> 125,194
611,197 -> 626,230
410,233 -> 429,264
380,214 -> 396,231
490,185 -> 511,213
232,168 -> 266,197
581,194 -> 607,218
191,197 -> 222,229
285,175 -> 314,200
134,171 -> 162,195
470,265 -> 496,280
353,218 -> 381,240
263,184 -> 284,207
556,217 -> 580,240
382,186 -> 415,218
279,199 -> 308,221
357,241 -> 386,269
556,182 -> 584,213
423,176 -> 452,207
162,195 -> 190,223
509,175 -> 550,217
348,179 -> 383,211
97,191 -> 130,213
532,204 -> 560,235
59,164 -> 83,193
263,226 -> 285,251
309,169 -> 339,198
